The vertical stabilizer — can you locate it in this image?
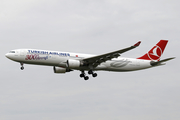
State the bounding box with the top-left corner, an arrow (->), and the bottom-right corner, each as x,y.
137,40 -> 168,61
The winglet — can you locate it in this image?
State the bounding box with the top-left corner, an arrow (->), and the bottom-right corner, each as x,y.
133,41 -> 141,47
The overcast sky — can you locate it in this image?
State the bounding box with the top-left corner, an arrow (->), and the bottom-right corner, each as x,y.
0,0 -> 180,120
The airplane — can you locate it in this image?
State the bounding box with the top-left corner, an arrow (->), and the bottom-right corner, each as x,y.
5,40 -> 175,80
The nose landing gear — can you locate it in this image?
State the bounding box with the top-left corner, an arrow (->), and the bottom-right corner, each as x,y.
20,63 -> 24,70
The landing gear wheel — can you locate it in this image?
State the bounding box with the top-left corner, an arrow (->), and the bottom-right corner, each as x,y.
80,74 -> 85,78
88,70 -> 93,74
20,62 -> 24,70
20,67 -> 24,70
92,73 -> 97,77
88,70 -> 98,77
84,76 -> 89,80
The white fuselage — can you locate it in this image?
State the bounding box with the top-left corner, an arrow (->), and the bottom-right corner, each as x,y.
5,49 -> 153,72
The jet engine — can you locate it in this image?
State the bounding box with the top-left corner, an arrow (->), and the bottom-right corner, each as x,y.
67,59 -> 81,69
53,66 -> 71,73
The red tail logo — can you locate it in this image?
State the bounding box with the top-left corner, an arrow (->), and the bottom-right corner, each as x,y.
148,45 -> 162,60
137,40 -> 168,61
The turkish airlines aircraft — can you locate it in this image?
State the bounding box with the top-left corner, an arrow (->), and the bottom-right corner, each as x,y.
5,40 -> 175,80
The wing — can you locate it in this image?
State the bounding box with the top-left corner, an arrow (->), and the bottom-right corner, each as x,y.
81,41 -> 141,68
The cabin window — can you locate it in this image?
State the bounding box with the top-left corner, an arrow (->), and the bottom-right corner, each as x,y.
9,51 -> 15,53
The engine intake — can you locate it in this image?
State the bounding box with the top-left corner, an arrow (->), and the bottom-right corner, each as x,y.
67,59 -> 81,69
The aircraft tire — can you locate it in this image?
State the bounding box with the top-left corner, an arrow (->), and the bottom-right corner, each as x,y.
80,74 -> 85,78
84,76 -> 89,80
92,73 -> 97,77
88,70 -> 93,74
21,67 -> 24,70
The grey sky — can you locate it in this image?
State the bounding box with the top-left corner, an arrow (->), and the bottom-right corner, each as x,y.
0,0 -> 179,120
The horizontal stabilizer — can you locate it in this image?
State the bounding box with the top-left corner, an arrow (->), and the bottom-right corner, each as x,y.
150,57 -> 175,66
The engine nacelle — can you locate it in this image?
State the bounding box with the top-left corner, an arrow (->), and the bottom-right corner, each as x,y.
67,59 -> 81,69
53,66 -> 70,73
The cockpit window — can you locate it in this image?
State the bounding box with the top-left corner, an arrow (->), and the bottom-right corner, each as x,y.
9,51 -> 15,53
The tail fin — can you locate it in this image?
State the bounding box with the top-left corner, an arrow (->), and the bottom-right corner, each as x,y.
137,40 -> 168,61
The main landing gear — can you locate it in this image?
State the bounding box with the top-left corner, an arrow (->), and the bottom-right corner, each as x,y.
80,70 -> 98,80
88,70 -> 97,77
20,62 -> 24,70
80,71 -> 89,80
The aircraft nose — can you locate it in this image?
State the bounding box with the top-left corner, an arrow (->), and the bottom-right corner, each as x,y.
5,53 -> 10,58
